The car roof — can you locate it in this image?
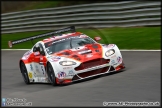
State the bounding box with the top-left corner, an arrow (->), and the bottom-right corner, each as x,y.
41,32 -> 84,43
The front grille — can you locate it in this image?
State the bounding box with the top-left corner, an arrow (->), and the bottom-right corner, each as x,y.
77,67 -> 109,78
75,58 -> 110,71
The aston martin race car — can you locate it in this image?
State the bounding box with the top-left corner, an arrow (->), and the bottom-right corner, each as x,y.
8,26 -> 125,86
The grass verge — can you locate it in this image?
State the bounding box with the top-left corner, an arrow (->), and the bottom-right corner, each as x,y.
1,27 -> 161,49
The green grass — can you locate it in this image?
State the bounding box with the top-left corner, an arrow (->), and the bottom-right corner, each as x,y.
1,27 -> 161,49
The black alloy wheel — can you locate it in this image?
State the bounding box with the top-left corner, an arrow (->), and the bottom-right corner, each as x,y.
20,61 -> 30,84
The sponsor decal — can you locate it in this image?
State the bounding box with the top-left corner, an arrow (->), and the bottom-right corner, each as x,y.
111,60 -> 117,65
37,77 -> 41,82
39,62 -> 44,65
63,66 -> 72,69
58,79 -> 64,83
111,60 -> 115,64
68,70 -> 75,76
52,36 -> 80,44
37,77 -> 48,82
22,57 -> 27,60
28,72 -> 33,79
29,79 -> 34,82
117,56 -> 122,63
41,78 -> 46,82
34,52 -> 40,56
33,71 -> 37,77
86,54 -> 93,58
40,57 -> 43,61
107,44 -> 115,48
50,56 -> 61,62
35,74 -> 42,77
57,72 -> 66,79
29,79 -> 32,82
24,50 -> 32,56
22,51 -> 31,60
35,65 -> 39,73
86,65 -> 101,71
40,65 -> 45,74
30,64 -> 33,71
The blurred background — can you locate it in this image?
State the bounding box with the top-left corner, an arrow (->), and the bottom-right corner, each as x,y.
1,1 -> 109,13
1,1 -> 161,49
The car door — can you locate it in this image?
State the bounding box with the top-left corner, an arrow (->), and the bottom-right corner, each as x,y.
32,43 -> 47,78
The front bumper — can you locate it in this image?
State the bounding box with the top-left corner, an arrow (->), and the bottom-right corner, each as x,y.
55,62 -> 125,84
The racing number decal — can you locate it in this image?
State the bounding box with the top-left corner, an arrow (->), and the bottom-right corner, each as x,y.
40,65 -> 44,74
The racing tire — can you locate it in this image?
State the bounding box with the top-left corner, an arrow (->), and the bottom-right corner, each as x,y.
47,63 -> 57,86
20,61 -> 30,84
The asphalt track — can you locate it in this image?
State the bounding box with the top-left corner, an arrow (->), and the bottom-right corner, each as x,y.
2,50 -> 161,107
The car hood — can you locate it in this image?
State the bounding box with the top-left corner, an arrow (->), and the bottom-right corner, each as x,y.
51,43 -> 103,62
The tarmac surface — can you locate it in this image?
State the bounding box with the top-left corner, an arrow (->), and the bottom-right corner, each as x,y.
1,50 -> 161,107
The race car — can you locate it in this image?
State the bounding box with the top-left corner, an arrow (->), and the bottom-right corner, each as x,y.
8,26 -> 125,86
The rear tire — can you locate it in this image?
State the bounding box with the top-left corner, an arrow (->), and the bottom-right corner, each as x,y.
20,61 -> 30,84
47,63 -> 57,86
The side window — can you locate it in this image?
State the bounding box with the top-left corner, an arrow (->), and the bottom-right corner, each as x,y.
39,43 -> 45,56
33,43 -> 39,52
33,46 -> 37,52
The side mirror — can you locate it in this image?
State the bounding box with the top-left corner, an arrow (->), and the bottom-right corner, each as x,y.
34,51 -> 40,56
94,36 -> 101,42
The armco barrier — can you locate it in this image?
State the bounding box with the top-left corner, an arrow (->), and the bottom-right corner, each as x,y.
1,1 -> 161,34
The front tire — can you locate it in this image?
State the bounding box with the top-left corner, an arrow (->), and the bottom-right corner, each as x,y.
47,63 -> 57,86
20,61 -> 30,84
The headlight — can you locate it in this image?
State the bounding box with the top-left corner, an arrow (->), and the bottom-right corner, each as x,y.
59,61 -> 76,66
105,49 -> 115,57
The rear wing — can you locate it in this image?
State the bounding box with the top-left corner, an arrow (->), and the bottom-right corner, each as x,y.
8,26 -> 76,48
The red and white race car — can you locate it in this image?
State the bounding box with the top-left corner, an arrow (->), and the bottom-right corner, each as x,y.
8,26 -> 125,86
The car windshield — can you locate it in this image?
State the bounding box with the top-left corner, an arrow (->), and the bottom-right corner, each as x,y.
45,37 -> 95,55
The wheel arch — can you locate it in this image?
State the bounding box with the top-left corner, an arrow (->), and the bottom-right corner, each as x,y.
46,61 -> 58,77
19,60 -> 24,73
46,61 -> 57,86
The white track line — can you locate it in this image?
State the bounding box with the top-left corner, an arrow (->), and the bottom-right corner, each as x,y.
1,49 -> 30,50
120,49 -> 161,51
1,49 -> 161,51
